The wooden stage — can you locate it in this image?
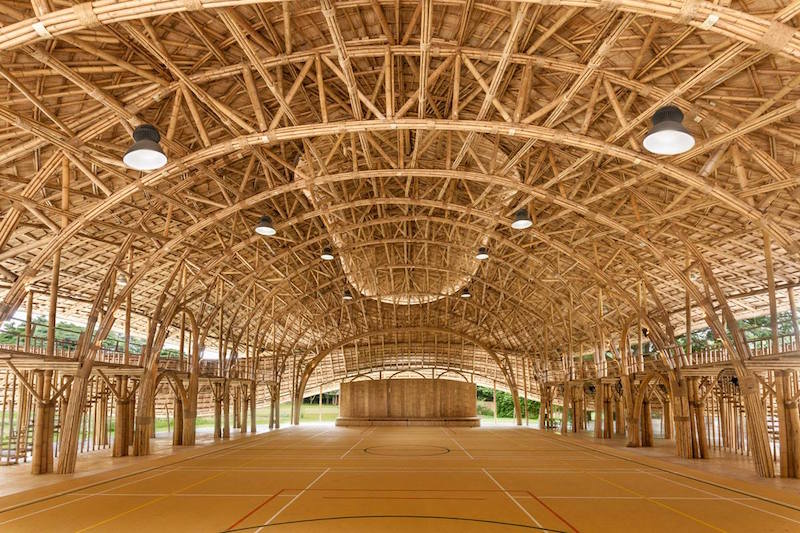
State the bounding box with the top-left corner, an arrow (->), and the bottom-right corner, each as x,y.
0,426 -> 799,532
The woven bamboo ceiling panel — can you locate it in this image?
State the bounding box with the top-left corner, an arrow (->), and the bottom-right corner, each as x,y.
0,1 -> 799,367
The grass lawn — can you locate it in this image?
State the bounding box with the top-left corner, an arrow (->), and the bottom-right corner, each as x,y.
148,401 -> 535,431
151,403 -> 340,431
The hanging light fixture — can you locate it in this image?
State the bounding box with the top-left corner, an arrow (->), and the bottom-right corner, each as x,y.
461,287 -> 471,299
511,208 -> 533,230
116,272 -> 127,288
123,124 -> 167,171
254,215 -> 276,236
343,289 -> 353,300
321,247 -> 334,261
475,247 -> 489,260
643,106 -> 695,155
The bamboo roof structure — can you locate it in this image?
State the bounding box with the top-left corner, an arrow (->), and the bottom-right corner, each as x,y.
0,0 -> 800,389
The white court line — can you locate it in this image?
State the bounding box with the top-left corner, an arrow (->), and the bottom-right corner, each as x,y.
525,495 -> 757,500
0,467 -> 180,526
481,468 -> 542,527
0,429 -> 277,523
647,471 -> 800,525
442,427 -> 474,460
340,426 -> 375,459
256,467 -> 331,531
73,491 -> 758,500
71,492 -> 295,498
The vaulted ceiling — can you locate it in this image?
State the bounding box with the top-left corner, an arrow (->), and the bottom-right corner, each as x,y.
0,1 -> 799,382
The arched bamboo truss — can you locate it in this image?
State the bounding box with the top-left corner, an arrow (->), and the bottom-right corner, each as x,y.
0,0 -> 799,479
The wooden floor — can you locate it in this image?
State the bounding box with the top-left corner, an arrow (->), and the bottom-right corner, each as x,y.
1,426 -> 799,532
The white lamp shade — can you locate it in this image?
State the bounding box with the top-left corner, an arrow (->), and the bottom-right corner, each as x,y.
476,247 -> 489,260
123,125 -> 167,171
511,209 -> 533,230
643,106 -> 695,155
643,128 -> 695,155
255,215 -> 276,236
123,142 -> 167,171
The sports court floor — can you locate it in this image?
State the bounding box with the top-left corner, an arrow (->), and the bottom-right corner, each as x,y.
0,426 -> 799,532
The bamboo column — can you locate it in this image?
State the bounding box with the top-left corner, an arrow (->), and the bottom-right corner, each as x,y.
56,364 -> 89,474
641,394 -> 653,447
273,387 -> 281,429
171,393 -> 183,446
233,390 -> 240,429
522,359 -> 529,426
690,377 -> 709,458
268,384 -> 275,430
250,380 -> 257,433
240,384 -> 248,433
561,382 -> 571,434
562,305 -> 574,435
96,387 -> 108,446
182,326 -> 199,446
615,394 -> 625,435
112,377 -> 130,457
603,383 -> 613,438
31,371 -> 48,474
223,379 -> 231,438
623,376 -> 640,446
775,371 -> 800,477
594,377 -> 603,438
670,376 -> 695,458
213,382 -> 222,439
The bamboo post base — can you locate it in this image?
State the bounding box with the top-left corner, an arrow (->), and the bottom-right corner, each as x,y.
56,374 -> 89,474
776,371 -> 800,477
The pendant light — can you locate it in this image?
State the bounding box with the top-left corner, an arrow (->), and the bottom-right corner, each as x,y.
643,106 -> 695,155
461,287 -> 471,299
511,208 -> 533,230
321,247 -> 334,261
343,289 -> 353,301
123,124 -> 167,171
475,247 -> 489,260
255,215 -> 276,236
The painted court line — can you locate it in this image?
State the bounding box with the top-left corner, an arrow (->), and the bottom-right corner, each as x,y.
442,427 -> 474,459
73,492 -> 294,498
0,467 -> 180,527
340,426 -> 374,459
256,467 -> 331,531
226,489 -> 283,531
481,468 -> 542,528
540,430 -> 800,514
0,429 -> 279,516
589,472 -> 726,533
527,489 -> 580,533
0,430 -> 283,529
75,461 -> 247,532
648,471 -> 800,525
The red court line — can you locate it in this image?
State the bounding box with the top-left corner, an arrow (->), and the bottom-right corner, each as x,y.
527,490 -> 581,533
226,489 -> 283,531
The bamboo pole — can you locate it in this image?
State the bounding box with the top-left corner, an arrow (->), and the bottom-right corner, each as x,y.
250,380 -> 257,433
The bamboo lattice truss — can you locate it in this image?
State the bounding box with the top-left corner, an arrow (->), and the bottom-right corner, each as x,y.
0,0 -> 798,480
